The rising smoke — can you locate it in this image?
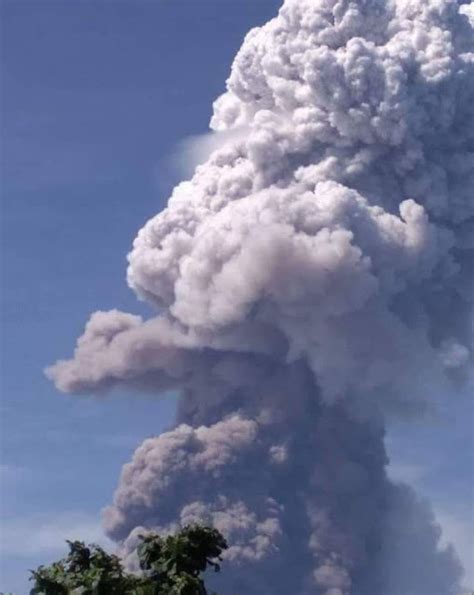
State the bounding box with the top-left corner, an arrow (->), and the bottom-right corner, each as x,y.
47,0 -> 473,593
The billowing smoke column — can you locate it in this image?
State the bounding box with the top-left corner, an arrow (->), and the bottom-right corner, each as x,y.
47,0 -> 473,593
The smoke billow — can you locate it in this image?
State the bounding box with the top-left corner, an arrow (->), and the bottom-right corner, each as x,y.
47,0 -> 473,593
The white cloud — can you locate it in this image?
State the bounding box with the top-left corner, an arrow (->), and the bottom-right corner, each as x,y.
0,512 -> 113,558
0,463 -> 27,487
436,508 -> 474,591
154,126 -> 250,193
387,459 -> 473,590
387,461 -> 427,487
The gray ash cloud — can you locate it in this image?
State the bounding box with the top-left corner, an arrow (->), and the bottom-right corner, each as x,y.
47,0 -> 473,592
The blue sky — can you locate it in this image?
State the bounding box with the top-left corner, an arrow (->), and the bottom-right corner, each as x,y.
0,1 -> 472,593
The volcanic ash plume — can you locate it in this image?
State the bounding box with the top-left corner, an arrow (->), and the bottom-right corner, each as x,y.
47,0 -> 473,593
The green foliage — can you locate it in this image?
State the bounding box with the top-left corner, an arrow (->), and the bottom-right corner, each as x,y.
29,540 -> 145,595
29,525 -> 228,595
137,525 -> 228,595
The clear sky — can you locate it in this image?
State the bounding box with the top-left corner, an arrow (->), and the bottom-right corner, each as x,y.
0,1 -> 472,593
